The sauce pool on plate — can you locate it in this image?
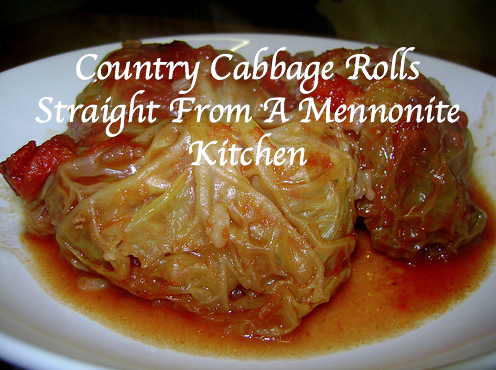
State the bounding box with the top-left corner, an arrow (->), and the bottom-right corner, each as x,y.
19,180 -> 496,360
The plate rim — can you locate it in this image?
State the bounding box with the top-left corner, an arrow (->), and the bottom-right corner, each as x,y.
0,32 -> 495,370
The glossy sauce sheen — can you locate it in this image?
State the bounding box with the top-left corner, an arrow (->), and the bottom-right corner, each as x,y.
22,182 -> 495,360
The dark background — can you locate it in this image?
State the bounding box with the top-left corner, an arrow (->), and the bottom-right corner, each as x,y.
1,0 -> 496,75
0,0 -> 495,369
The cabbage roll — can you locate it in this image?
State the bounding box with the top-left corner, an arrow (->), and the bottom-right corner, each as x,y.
263,46 -> 486,259
2,106 -> 356,336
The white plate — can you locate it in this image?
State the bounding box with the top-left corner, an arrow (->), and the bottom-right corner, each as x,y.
0,33 -> 495,370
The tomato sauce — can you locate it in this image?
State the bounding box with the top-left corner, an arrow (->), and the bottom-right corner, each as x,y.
19,180 -> 496,360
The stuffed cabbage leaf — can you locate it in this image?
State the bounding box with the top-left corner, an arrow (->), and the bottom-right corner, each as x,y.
3,108 -> 356,336
264,46 -> 487,259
